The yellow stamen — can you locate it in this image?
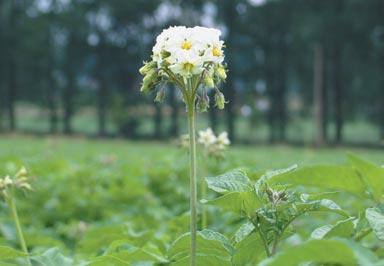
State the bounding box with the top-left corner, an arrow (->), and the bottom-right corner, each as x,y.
212,47 -> 221,57
181,40 -> 192,50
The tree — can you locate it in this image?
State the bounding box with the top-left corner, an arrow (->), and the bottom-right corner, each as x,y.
217,0 -> 239,142
313,44 -> 325,145
4,0 -> 21,131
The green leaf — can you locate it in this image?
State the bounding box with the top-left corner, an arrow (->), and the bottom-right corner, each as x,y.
255,165 -> 298,193
199,229 -> 234,255
232,232 -> 266,266
169,254 -> 232,266
90,248 -> 167,265
290,198 -> 349,218
0,246 -> 27,259
31,248 -> 73,266
348,154 -> 384,201
88,255 -> 130,266
168,230 -> 233,263
311,218 -> 355,239
202,191 -> 261,216
205,169 -> 252,193
268,165 -> 365,197
78,224 -> 129,255
366,207 -> 384,240
233,222 -> 255,243
258,238 -> 379,266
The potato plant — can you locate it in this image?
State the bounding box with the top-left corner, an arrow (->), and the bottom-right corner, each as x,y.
0,150 -> 383,265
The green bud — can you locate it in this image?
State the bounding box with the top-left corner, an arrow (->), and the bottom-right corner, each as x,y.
143,69 -> 157,83
216,66 -> 227,80
197,94 -> 210,112
140,82 -> 151,94
160,50 -> 171,59
154,87 -> 166,103
204,74 -> 215,89
139,61 -> 156,76
214,91 -> 226,110
141,70 -> 158,93
15,167 -> 28,178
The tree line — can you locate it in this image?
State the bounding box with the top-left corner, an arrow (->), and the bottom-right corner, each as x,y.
0,0 -> 383,145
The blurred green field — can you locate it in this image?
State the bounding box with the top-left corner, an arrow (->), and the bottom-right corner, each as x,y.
0,135 -> 382,169
0,135 -> 382,264
13,103 -> 383,144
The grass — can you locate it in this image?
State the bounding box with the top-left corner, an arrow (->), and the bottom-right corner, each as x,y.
0,135 -> 382,170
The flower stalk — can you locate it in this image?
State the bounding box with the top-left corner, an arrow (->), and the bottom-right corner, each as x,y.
0,168 -> 33,266
187,100 -> 197,266
7,194 -> 32,266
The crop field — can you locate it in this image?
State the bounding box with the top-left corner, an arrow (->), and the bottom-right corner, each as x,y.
0,135 -> 383,265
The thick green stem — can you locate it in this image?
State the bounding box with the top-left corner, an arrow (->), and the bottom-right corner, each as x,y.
7,196 -> 31,266
257,227 -> 271,257
187,102 -> 197,266
271,235 -> 279,255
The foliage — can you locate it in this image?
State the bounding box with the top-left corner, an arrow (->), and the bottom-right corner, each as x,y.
0,137 -> 383,265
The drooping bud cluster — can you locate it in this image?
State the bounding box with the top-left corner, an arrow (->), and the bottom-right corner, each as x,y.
0,167 -> 32,200
139,61 -> 159,94
139,26 -> 227,110
214,91 -> 226,110
266,187 -> 289,205
197,92 -> 210,112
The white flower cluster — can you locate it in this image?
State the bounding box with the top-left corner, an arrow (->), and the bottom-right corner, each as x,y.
198,128 -> 230,158
152,26 -> 224,76
140,26 -> 227,110
0,167 -> 32,200
178,128 -> 230,158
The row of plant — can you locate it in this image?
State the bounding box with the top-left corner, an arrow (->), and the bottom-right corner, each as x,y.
0,152 -> 383,265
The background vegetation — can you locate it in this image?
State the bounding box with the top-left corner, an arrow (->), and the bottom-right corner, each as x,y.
1,0 -> 384,146
0,136 -> 383,265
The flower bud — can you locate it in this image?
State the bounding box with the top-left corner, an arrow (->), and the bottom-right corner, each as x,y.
214,91 -> 226,109
216,66 -> 227,80
141,70 -> 158,93
154,87 -> 166,103
143,69 -> 158,84
140,83 -> 150,94
15,167 -> 27,178
197,94 -> 210,112
139,61 -> 156,76
160,50 -> 171,59
204,75 -> 215,89
3,176 -> 13,186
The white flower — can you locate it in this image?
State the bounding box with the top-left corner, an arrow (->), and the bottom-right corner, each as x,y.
191,26 -> 221,47
217,132 -> 230,147
165,27 -> 203,54
179,134 -> 190,149
168,50 -> 204,77
198,128 -> 217,147
152,26 -> 187,67
203,40 -> 224,64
